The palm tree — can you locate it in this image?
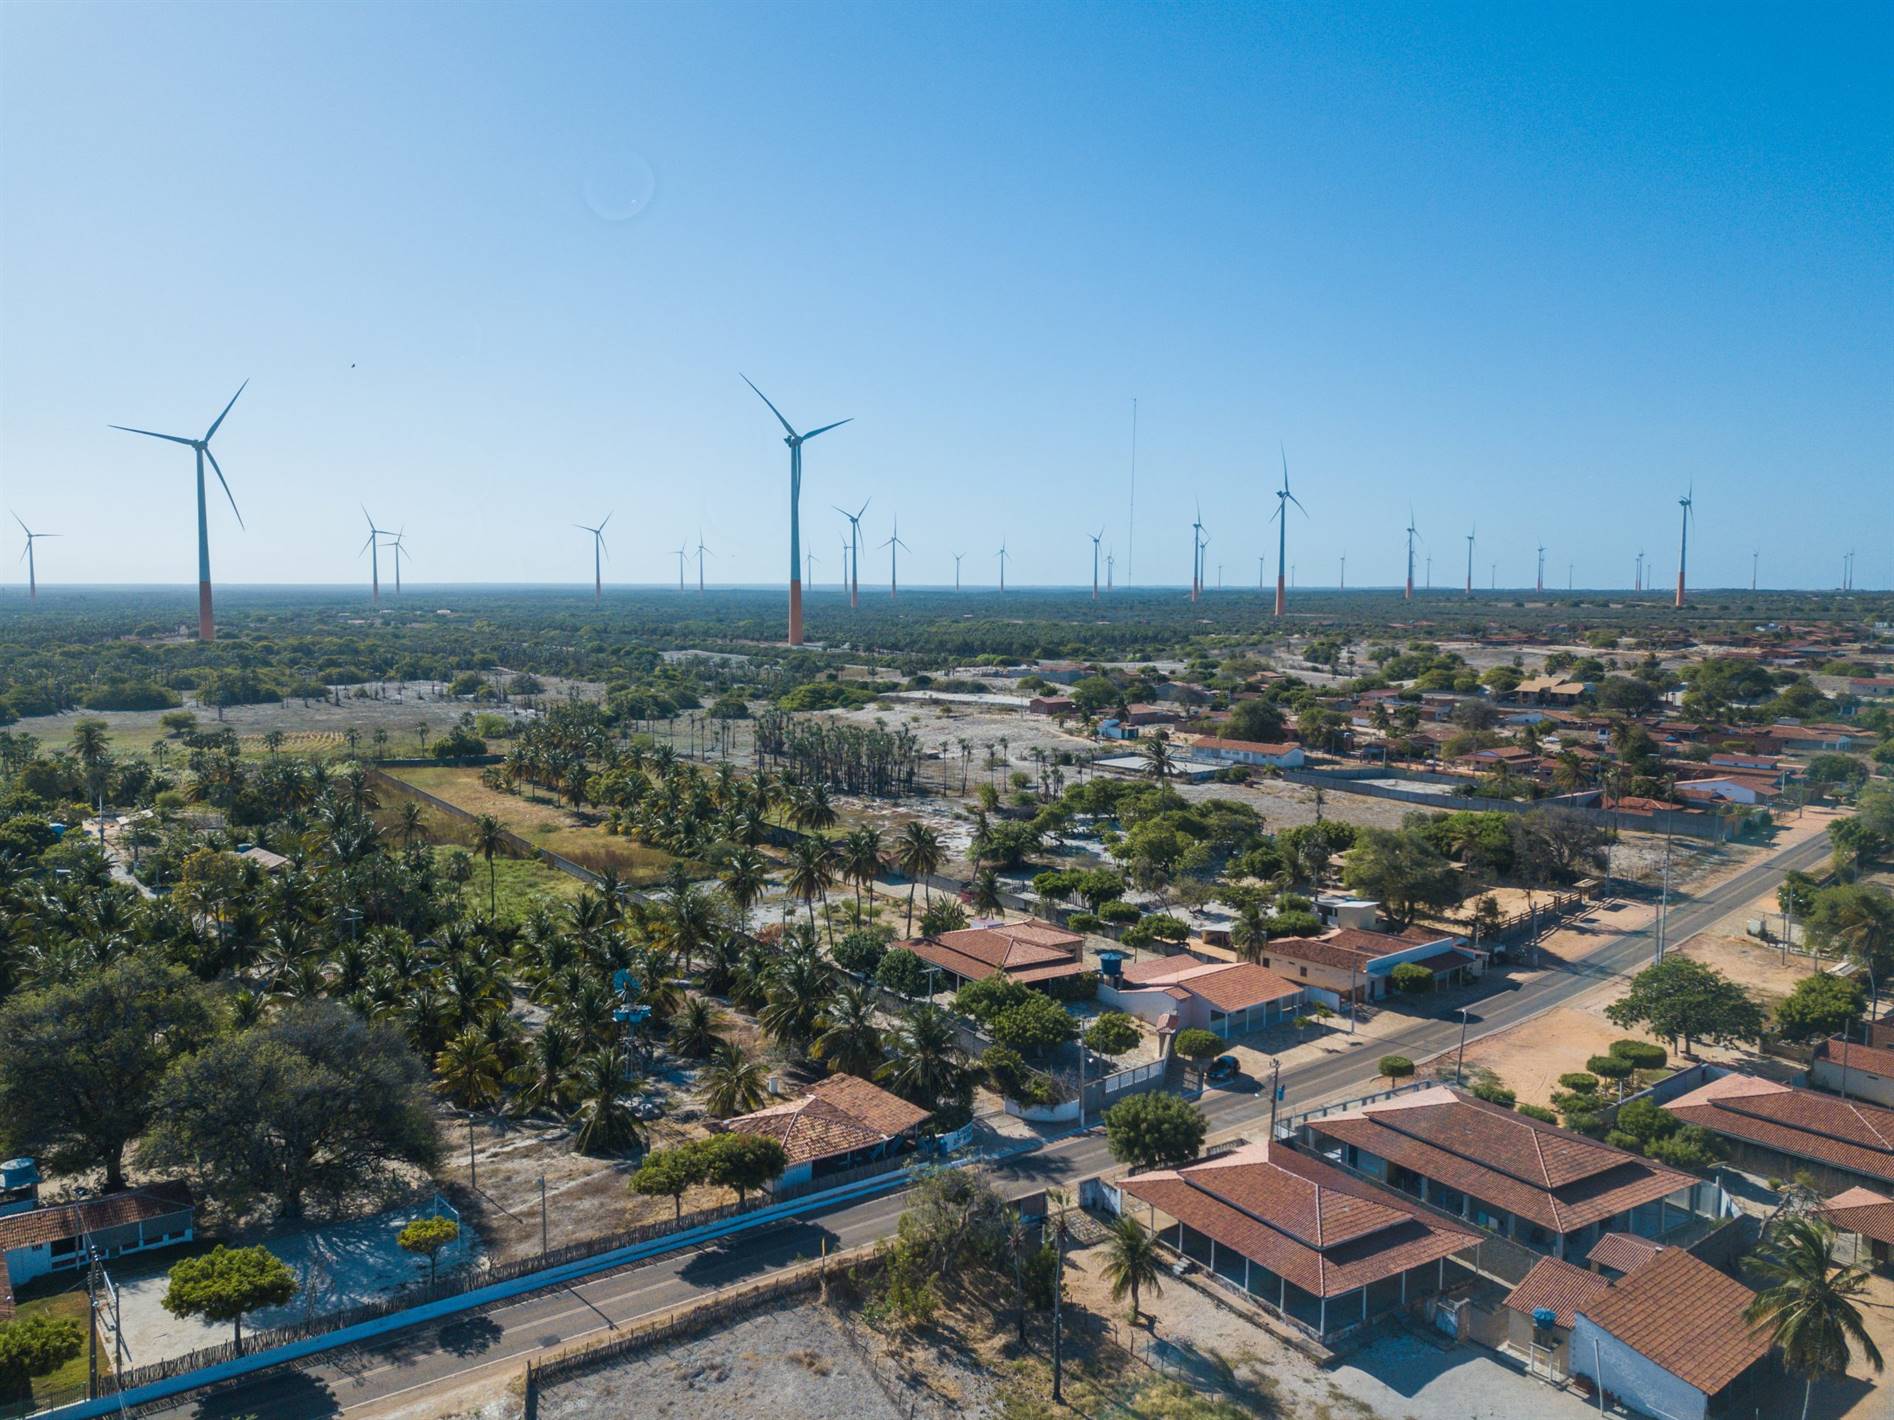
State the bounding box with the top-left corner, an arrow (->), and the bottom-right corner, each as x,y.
472,813 -> 507,918
1745,1215 -> 1883,1420
720,846 -> 769,923
784,836 -> 838,941
1101,1215 -> 1165,1323
969,868 -> 1004,918
568,1048 -> 644,1154
1231,905 -> 1269,964
670,993 -> 727,1060
758,948 -> 835,1057
893,822 -> 944,936
1139,734 -> 1176,782
877,1005 -> 968,1111
813,982 -> 884,1078
397,801 -> 426,847
435,1028 -> 505,1109
700,1042 -> 769,1118
506,1021 -> 581,1117
840,827 -> 885,916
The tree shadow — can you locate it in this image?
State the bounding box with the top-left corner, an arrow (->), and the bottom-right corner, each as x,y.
186,1368 -> 340,1419
437,1314 -> 503,1357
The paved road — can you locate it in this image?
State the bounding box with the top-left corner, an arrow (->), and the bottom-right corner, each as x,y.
147,829 -> 1834,1419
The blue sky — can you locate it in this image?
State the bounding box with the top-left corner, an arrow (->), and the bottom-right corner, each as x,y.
1,1 -> 1888,591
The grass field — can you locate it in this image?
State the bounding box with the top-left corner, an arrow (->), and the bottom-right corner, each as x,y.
437,848 -> 586,923
8,1286 -> 99,1410
380,765 -> 684,884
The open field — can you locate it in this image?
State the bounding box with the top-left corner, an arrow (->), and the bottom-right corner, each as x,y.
7,1286 -> 99,1412
380,764 -> 684,883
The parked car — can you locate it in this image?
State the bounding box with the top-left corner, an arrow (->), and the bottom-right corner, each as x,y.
1207,1055 -> 1241,1083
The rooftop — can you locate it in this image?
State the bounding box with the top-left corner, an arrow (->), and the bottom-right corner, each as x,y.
1504,1255 -> 1609,1329
722,1073 -> 931,1166
1666,1072 -> 1894,1185
1820,1186 -> 1894,1246
1577,1246 -> 1769,1397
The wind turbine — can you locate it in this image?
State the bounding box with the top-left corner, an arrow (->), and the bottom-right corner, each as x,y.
742,375 -> 850,645
1635,549 -> 1644,591
674,544 -> 687,593
1403,507 -> 1422,600
839,537 -> 849,591
1536,543 -> 1546,593
1338,553 -> 1345,591
1464,525 -> 1476,598
1189,502 -> 1204,603
360,507 -> 396,606
1674,484 -> 1693,608
1751,549 -> 1758,592
1195,514 -> 1211,600
833,499 -> 869,609
880,516 -> 909,598
111,381 -> 247,641
1270,448 -> 1307,617
12,513 -> 57,600
389,528 -> 411,595
1088,527 -> 1104,600
953,552 -> 963,591
995,539 -> 1010,592
696,531 -> 712,593
807,551 -> 818,586
575,514 -> 611,602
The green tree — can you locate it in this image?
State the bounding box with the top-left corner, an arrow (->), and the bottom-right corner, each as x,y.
989,993 -> 1080,1056
1083,1012 -> 1141,1060
875,946 -> 930,998
1378,1055 -> 1415,1087
1745,1215 -> 1883,1420
878,1004 -> 971,1116
568,1048 -> 645,1155
700,1042 -> 769,1118
472,813 -> 507,918
669,994 -> 728,1060
1604,956 -> 1766,1055
0,959 -> 218,1190
1341,828 -> 1460,927
630,1143 -> 709,1220
1100,1215 -> 1166,1323
397,1215 -> 460,1289
1103,1092 -> 1206,1171
1775,973 -> 1867,1045
1806,884 -> 1894,976
892,822 -> 945,935
434,1027 -> 506,1109
162,1244 -> 298,1353
1139,735 -> 1177,782
141,1002 -> 439,1219
699,1131 -> 788,1206
1172,1028 -> 1222,1087
813,982 -> 885,1078
0,1313 -> 84,1389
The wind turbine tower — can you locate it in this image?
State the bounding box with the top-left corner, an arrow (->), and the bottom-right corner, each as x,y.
576,514 -> 611,602
1107,549 -> 1114,590
389,528 -> 410,595
674,544 -> 687,592
1751,549 -> 1758,592
834,499 -> 869,608
1189,503 -> 1204,603
1339,553 -> 1345,590
111,381 -> 248,641
953,552 -> 963,591
1270,448 -> 1306,617
996,540 -> 1009,592
1089,528 -> 1104,600
1536,543 -> 1546,593
1635,550 -> 1643,591
1464,526 -> 1475,598
12,514 -> 56,600
1403,508 -> 1421,600
880,516 -> 909,598
742,375 -> 850,646
696,531 -> 712,593
360,507 -> 394,606
1674,485 -> 1693,608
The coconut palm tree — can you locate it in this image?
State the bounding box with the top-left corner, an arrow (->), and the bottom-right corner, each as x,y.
759,947 -> 835,1057
435,1027 -> 505,1109
1231,904 -> 1269,964
700,1042 -> 769,1118
969,867 -> 1005,918
720,846 -> 769,923
506,1021 -> 582,1117
1101,1215 -> 1165,1323
1139,734 -> 1176,782
669,993 -> 727,1060
840,827 -> 885,917
784,836 -> 839,942
892,822 -> 944,936
397,801 -> 426,847
472,813 -> 507,918
568,1048 -> 644,1155
877,1004 -> 968,1112
1745,1215 -> 1883,1420
813,981 -> 884,1078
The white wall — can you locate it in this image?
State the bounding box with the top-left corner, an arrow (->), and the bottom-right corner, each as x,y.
1810,1059 -> 1894,1109
1570,1316 -> 1708,1420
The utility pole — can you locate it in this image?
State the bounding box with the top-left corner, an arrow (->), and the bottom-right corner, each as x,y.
1268,1057 -> 1282,1140
539,1174 -> 549,1257
1456,1006 -> 1471,1083
467,1112 -> 477,1191
1051,1190 -> 1068,1404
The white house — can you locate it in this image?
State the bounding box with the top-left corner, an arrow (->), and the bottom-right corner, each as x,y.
1186,736 -> 1306,769
0,1182 -> 195,1289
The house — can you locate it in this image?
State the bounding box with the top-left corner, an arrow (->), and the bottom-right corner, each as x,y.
1707,751 -> 1786,774
1585,1230 -> 1667,1281
1569,1247 -> 1773,1420
1301,1087 -> 1700,1260
1672,776 -> 1779,807
1118,1141 -> 1480,1343
1500,1255 -> 1610,1381
1034,661 -> 1089,686
1251,924 -> 1479,1008
0,1181 -> 195,1290
1512,675 -> 1589,705
1028,695 -> 1075,716
1120,703 -> 1184,727
1663,1070 -> 1894,1194
1848,677 -> 1894,700
903,918 -> 1089,991
1185,736 -> 1306,770
720,1074 -> 931,1191
1809,1035 -> 1894,1109
1098,955 -> 1303,1038
237,844 -> 290,872
1820,1186 -> 1894,1272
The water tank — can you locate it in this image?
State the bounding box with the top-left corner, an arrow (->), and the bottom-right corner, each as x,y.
1096,950 -> 1126,984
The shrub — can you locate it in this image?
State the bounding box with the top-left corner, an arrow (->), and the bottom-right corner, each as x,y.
954,974 -> 1032,1026
1143,915 -> 1190,943
1557,1072 -> 1599,1093
1516,1103 -> 1558,1124
1083,1011 -> 1141,1059
1172,1029 -> 1222,1082
0,1312 -> 84,1383
1378,1055 -> 1415,1084
1098,900 -> 1142,925
1390,962 -> 1434,994
1609,1039 -> 1668,1070
981,1045 -> 1032,1100
1470,1080 -> 1516,1108
990,994 -> 1081,1055
833,928 -> 892,976
1587,1054 -> 1635,1083
1067,912 -> 1102,932
1103,1092 -> 1207,1171
919,898 -> 969,936
875,948 -> 929,998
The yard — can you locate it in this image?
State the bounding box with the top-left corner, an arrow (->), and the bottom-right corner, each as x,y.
5,1286 -> 98,1413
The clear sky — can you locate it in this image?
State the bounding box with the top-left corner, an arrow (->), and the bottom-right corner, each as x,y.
1,1 -> 1888,592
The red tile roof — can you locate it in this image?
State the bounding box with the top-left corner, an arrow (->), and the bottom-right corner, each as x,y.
1814,1035 -> 1894,1080
1189,736 -> 1301,756
0,1181 -> 194,1253
1820,1186 -> 1894,1246
1665,1072 -> 1894,1185
1505,1256 -> 1610,1329
905,918 -> 1085,983
1309,1087 -> 1691,1235
1577,1247 -> 1769,1397
1585,1231 -> 1666,1276
1114,956 -> 1301,1012
723,1073 -> 931,1166
1121,1142 -> 1478,1299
